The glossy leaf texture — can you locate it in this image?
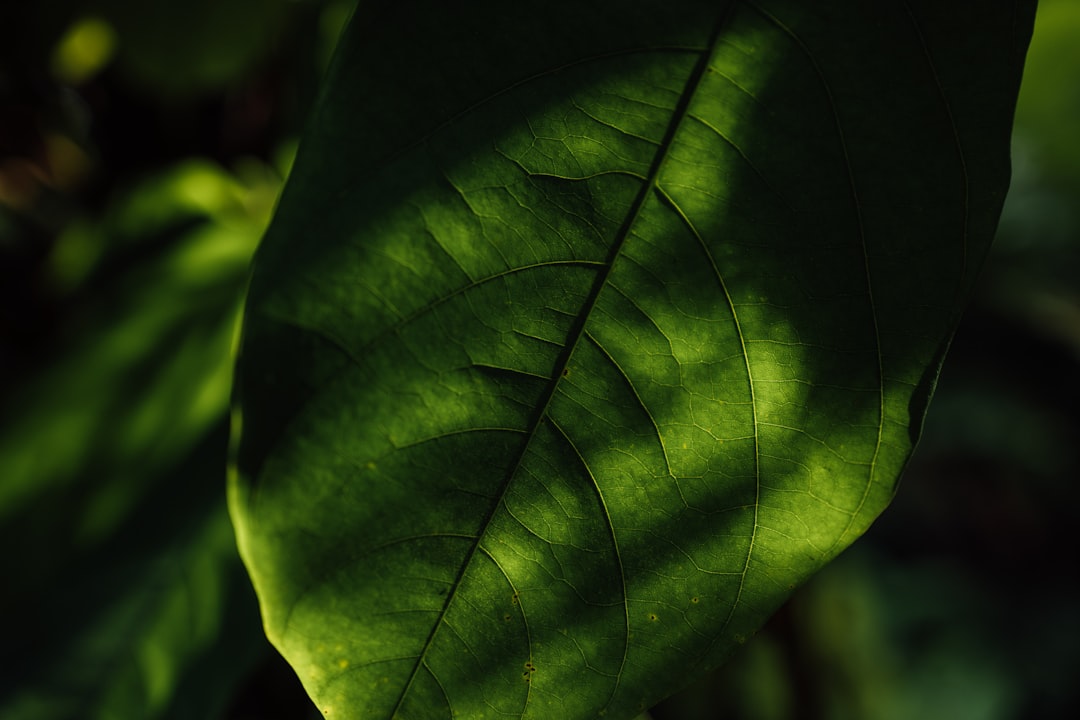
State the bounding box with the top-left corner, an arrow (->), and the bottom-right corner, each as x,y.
230,1 -> 1034,718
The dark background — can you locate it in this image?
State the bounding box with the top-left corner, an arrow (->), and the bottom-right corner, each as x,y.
2,1 -> 1076,718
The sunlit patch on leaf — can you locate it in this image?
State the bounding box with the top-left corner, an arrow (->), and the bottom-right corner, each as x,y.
230,1 -> 1035,718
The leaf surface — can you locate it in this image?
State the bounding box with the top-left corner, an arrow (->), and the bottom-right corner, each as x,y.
231,1 -> 1034,717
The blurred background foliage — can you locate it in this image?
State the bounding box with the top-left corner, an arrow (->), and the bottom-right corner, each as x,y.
0,1 -> 1076,718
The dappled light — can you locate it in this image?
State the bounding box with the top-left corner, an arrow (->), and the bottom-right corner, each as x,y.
3,1 -> 1078,719
231,1 -> 1034,718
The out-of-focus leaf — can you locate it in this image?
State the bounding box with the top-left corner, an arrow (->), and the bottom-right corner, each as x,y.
0,493 -> 266,720
979,0 -> 1080,358
0,158 -> 278,718
87,0 -> 294,97
0,159 -> 269,539
1013,0 -> 1080,190
231,1 -> 1033,717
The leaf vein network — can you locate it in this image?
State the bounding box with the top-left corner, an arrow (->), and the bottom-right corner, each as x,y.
745,1 -> 885,553
649,104 -> 761,655
546,416 -> 630,706
583,331 -> 676,483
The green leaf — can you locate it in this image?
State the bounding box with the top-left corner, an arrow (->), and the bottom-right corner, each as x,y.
0,498 -> 266,720
90,0 -> 294,97
230,1 -> 1034,717
1013,0 -> 1080,190
0,159 -> 276,719
0,159 -> 267,562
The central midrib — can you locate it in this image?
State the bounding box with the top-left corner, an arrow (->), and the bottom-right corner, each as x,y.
389,5 -> 738,716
